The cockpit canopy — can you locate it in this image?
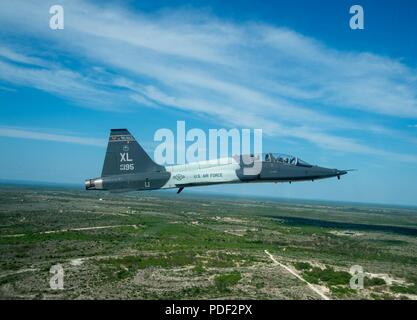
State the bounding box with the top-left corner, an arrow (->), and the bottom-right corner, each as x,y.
264,153 -> 312,167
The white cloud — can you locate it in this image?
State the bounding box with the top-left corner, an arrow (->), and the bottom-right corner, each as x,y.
0,127 -> 106,147
0,85 -> 16,92
0,0 -> 416,161
0,52 -> 133,111
0,46 -> 48,66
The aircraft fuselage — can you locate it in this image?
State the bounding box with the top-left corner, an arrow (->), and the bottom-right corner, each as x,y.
86,149 -> 347,193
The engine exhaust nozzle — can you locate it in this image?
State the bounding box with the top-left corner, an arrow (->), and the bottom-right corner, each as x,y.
85,178 -> 103,190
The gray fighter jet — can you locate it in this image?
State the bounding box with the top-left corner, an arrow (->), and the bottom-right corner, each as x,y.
85,129 -> 348,193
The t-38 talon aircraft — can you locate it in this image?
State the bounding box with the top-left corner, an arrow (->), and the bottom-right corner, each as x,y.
85,129 -> 349,194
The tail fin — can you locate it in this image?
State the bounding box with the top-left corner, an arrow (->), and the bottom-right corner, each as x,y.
101,129 -> 164,177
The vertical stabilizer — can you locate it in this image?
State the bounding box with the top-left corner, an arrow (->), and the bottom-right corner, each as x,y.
101,129 -> 164,177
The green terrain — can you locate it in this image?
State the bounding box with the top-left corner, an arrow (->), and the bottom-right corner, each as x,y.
0,184 -> 416,300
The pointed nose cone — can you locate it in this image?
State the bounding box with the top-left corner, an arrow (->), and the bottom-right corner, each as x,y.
336,170 -> 347,180
315,167 -> 348,180
338,170 -> 348,176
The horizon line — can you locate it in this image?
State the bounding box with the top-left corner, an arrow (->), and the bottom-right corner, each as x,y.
1,178 -> 416,210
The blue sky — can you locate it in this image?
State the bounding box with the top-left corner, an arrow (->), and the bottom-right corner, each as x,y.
0,0 -> 417,205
